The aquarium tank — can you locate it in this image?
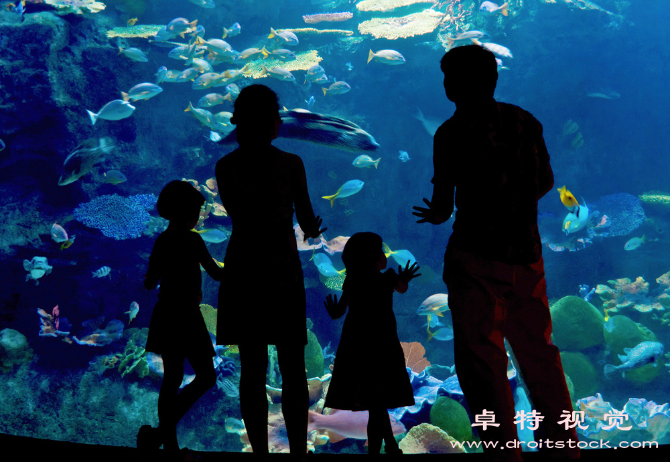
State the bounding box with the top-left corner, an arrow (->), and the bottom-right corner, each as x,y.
1,0 -> 669,456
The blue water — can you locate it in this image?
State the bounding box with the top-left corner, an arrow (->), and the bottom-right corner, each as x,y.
1,0 -> 669,453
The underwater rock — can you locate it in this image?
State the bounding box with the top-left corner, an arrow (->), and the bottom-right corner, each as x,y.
550,296 -> 605,351
305,329 -> 324,379
559,352 -> 598,400
429,396 -> 473,442
0,329 -> 33,373
398,423 -> 466,454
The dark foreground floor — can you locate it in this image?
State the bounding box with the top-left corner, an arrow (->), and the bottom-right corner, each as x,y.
1,434 -> 668,462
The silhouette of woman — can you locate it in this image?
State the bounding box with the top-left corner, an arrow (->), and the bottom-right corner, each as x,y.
323,232 -> 419,455
215,85 -> 325,455
138,180 -> 225,461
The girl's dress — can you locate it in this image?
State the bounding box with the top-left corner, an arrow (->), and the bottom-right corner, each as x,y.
324,269 -> 415,411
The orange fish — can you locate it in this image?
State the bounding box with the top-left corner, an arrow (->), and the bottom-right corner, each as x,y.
127,18 -> 138,26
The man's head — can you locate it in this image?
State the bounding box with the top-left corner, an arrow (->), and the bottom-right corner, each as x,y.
440,45 -> 498,105
231,84 -> 282,146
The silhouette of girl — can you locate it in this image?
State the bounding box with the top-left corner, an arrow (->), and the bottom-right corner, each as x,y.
323,232 -> 419,454
138,180 -> 224,461
215,85 -> 325,456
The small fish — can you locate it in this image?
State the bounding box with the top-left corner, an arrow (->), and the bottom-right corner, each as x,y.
225,417 -> 245,433
224,84 -> 240,102
305,95 -> 315,110
51,223 -> 76,249
0,138 -> 5,151
121,83 -> 163,102
210,131 -> 223,142
416,294 -> 449,317
352,155 -> 380,169
624,235 -> 645,251
427,326 -> 454,342
221,64 -> 251,82
445,31 -> 490,49
313,253 -> 346,278
322,180 -> 364,207
186,0 -> 215,8
345,62 -> 353,71
305,64 -> 326,83
368,49 -> 405,65
118,47 -> 148,62
86,100 -> 135,125
58,137 -> 114,185
127,18 -> 138,26
167,18 -> 198,35
103,170 -> 127,185
223,22 -> 241,39
268,27 -> 299,46
473,40 -> 513,59
177,67 -> 200,82
586,90 -> 620,100
155,66 -> 168,84
382,242 -> 417,268
603,341 -> 664,378
199,38 -> 233,55
151,27 -> 178,42
261,65 -> 296,82
125,301 -> 139,323
192,72 -> 225,90
562,199 -> 589,235
480,1 -> 509,16
398,150 -> 411,162
238,48 -> 266,61
185,102 -> 216,127
557,186 -> 579,209
92,266 -> 112,279
263,48 -> 296,61
198,93 -> 226,108
193,228 -> 228,243
322,81 -> 351,96
189,25 -> 206,39
6,0 -> 24,16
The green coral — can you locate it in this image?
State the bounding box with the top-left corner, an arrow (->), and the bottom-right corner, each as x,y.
559,352 -> 598,400
106,330 -> 149,379
550,296 -> 605,351
305,329 -> 324,379
429,396 -> 473,442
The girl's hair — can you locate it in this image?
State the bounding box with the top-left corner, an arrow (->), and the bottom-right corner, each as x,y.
342,232 -> 383,275
156,180 -> 205,221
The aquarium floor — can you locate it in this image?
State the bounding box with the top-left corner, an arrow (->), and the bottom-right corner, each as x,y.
0,433 -> 668,462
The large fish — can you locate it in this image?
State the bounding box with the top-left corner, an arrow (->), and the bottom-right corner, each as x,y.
217,110 -> 380,153
58,137 -> 114,186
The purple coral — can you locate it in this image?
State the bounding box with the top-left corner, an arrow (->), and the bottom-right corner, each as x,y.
589,193 -> 645,237
74,193 -> 156,240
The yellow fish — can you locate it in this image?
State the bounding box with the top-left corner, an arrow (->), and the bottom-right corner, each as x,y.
127,18 -> 138,26
557,186 -> 579,209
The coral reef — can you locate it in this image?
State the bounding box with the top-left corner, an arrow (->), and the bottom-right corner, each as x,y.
357,0 -> 436,12
398,422 -> 466,454
589,193 -> 645,237
639,193 -> 670,215
200,303 -> 217,336
429,396 -> 473,442
74,193 -> 157,240
401,341 -> 430,373
276,27 -> 354,36
596,276 -> 665,316
303,12 -> 353,23
106,24 -> 164,38
358,9 -> 445,40
320,273 -> 344,291
559,352 -> 598,400
105,329 -> 150,379
45,0 -> 105,15
0,329 -> 33,373
549,296 -> 605,351
245,50 -> 323,79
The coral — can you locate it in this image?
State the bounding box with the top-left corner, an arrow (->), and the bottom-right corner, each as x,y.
358,9 -> 445,40
303,12 -> 353,23
610,276 -> 649,295
106,24 -> 164,38
73,320 -> 124,346
398,423 -> 466,454
559,352 -> 598,400
36,308 -> 71,339
429,396 -> 473,442
276,27 -> 354,36
320,273 -> 345,291
657,270 -> 670,289
111,331 -> 149,379
305,329 -> 324,379
200,303 -> 217,336
357,0 -> 437,12
549,296 -> 605,351
401,341 -> 430,373
45,0 -> 105,15
74,193 -> 157,240
0,329 -> 33,373
639,193 -> 670,214
595,277 -> 662,316
589,193 -> 645,237
245,50 -> 323,79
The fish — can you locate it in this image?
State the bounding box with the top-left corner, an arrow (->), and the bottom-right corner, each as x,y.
345,62 -> 353,71
210,131 -> 222,142
562,199 -> 589,235
24,256 -> 52,285
322,180 -> 364,207
225,417 -> 245,433
118,47 -> 148,62
557,186 -> 579,209
58,137 -> 114,186
261,65 -> 296,82
185,102 -> 216,127
151,27 -> 178,42
191,58 -> 213,73
427,326 -> 454,342
308,410 -> 405,443
103,170 -> 127,185
167,18 -> 198,35
221,64 -> 251,83
7,0 -> 25,16
223,84 -> 240,103
189,25 -> 206,39
268,27 -> 299,46
237,48 -> 266,61
445,31 -> 490,49
199,38 -> 233,56
127,18 -> 138,26
217,110 -> 380,153
352,155 -> 380,169
305,96 -> 315,110
0,138 -> 4,151
322,81 -> 351,96
473,40 -> 513,58
624,235 -> 645,251
125,301 -> 139,323
382,242 -> 417,268
121,83 -> 163,102
416,294 -> 449,317
51,223 -> 76,249
603,341 -> 664,378
367,49 -> 405,65
305,65 -> 326,83
193,228 -> 228,243
223,22 -> 241,39
176,67 -> 200,82
412,107 -> 442,137
92,266 -> 112,278
587,90 -> 620,100
264,48 -> 296,61
86,100 -> 135,125
198,93 -> 226,108
186,0 -> 214,8
480,1 -> 509,16
192,72 -> 225,90
398,151 -> 410,162
155,66 -> 168,84
313,253 -> 346,278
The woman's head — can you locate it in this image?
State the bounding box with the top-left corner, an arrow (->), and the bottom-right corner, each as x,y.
157,180 -> 205,225
342,232 -> 385,275
231,84 -> 281,146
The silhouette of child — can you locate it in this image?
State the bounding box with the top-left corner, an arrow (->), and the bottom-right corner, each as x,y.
137,180 -> 225,461
323,232 -> 419,455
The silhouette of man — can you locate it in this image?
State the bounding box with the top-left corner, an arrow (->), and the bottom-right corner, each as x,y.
215,85 -> 325,457
413,45 -> 580,461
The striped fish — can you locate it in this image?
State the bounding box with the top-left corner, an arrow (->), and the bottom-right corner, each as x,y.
92,266 -> 111,278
